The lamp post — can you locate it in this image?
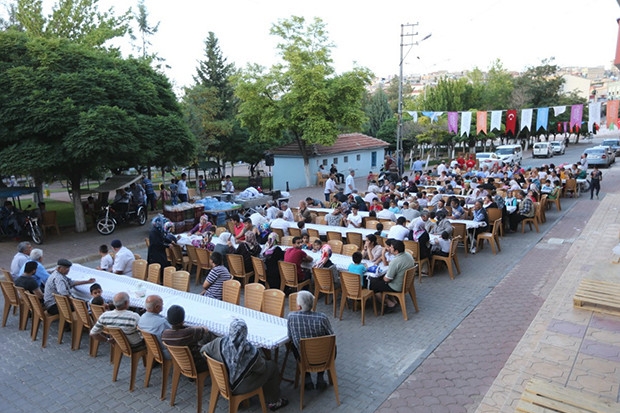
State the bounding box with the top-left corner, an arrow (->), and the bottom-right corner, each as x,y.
396,25 -> 431,176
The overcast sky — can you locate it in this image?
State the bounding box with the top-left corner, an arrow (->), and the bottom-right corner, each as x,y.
97,1 -> 620,89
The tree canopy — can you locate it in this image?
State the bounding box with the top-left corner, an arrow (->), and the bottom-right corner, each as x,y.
0,30 -> 196,231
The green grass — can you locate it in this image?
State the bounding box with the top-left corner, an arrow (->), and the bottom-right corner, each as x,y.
42,199 -> 76,228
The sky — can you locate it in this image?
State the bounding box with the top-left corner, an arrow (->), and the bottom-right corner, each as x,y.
61,0 -> 620,90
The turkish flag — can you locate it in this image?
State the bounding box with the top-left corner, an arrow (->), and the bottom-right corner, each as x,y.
506,110 -> 517,136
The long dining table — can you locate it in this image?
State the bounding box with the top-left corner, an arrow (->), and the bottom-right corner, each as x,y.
69,264 -> 288,349
304,223 -> 376,238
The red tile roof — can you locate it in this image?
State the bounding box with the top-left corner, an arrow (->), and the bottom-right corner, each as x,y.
271,133 -> 388,156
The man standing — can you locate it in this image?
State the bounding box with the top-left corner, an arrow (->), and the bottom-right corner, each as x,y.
369,240 -> 415,312
111,239 -> 135,276
44,259 -> 95,315
10,241 -> 32,280
284,236 -> 313,282
324,173 -> 337,203
287,290 -> 334,390
138,295 -> 171,359
222,175 -> 235,193
344,169 -> 356,196
177,173 -> 188,203
590,165 -> 602,200
142,175 -> 157,211
90,292 -> 144,349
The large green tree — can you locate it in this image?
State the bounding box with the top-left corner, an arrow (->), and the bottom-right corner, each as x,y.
234,16 -> 372,186
363,88 -> 393,138
0,31 -> 196,232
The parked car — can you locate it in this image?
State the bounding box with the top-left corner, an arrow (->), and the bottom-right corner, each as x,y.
549,141 -> 566,155
495,144 -> 523,166
593,145 -> 616,163
601,138 -> 620,155
532,142 -> 553,158
583,147 -> 612,168
475,152 -> 503,169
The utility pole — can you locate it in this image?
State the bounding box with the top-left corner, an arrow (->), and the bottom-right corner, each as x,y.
396,23 -> 418,176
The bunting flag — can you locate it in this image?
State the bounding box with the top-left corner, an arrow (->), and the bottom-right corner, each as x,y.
536,107 -> 549,131
553,106 -> 566,116
506,109 -> 517,136
607,100 -> 619,130
588,102 -> 601,133
460,111 -> 472,136
563,122 -> 569,133
490,110 -> 502,132
520,108 -> 533,132
421,111 -> 443,123
570,104 -> 583,130
407,111 -> 418,123
476,111 -> 487,134
448,112 -> 459,134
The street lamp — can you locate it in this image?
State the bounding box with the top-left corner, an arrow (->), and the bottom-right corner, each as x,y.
396,27 -> 431,176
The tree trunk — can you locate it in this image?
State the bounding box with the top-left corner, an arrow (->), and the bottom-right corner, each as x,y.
71,175 -> 87,233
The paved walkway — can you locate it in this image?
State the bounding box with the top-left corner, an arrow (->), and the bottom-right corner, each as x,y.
1,171 -> 619,412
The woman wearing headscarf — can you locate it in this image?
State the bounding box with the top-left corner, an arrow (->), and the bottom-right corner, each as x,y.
235,231 -> 261,272
263,233 -> 284,288
189,215 -> 213,236
214,232 -> 235,269
147,215 -> 177,269
201,319 -> 288,411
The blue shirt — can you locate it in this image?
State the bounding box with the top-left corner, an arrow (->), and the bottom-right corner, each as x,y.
19,260 -> 49,287
348,263 -> 367,285
138,311 -> 172,359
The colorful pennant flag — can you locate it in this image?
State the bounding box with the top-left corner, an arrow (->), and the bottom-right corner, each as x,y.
588,102 -> 601,133
407,111 -> 418,123
460,111 -> 472,136
448,112 -> 458,134
490,111 -> 502,132
421,111 -> 443,123
536,108 -> 549,132
506,110 -> 517,136
553,106 -> 566,116
570,105 -> 583,130
607,100 -> 619,130
476,111 -> 487,134
520,109 -> 533,132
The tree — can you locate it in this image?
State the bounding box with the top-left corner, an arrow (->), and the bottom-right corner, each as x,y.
14,0 -> 131,47
234,16 -> 372,186
132,0 -> 159,59
0,31 -> 196,232
511,59 -> 565,108
363,88 -> 393,138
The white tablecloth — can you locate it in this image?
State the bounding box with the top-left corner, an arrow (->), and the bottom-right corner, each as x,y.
304,223 -> 375,238
309,207 -> 404,220
69,264 -> 287,349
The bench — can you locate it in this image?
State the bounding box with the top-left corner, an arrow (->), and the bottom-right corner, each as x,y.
573,279 -> 620,316
516,378 -> 620,412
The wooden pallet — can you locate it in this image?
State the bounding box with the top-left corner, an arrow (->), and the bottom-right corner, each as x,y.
516,379 -> 620,412
573,279 -> 620,316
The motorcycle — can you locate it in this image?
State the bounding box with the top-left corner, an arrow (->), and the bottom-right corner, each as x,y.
0,205 -> 43,244
96,203 -> 147,235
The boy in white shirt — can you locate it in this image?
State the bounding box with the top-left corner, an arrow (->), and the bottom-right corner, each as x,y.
96,244 -> 113,272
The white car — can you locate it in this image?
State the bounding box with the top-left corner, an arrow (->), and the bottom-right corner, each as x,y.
549,141 -> 565,155
475,152 -> 503,169
532,142 -> 553,158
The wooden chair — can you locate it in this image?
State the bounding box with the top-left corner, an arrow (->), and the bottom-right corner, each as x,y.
307,228 -> 320,238
251,256 -> 269,288
215,227 -> 227,236
382,221 -> 395,231
339,271 -> 377,325
450,222 -> 469,256
326,231 -> 342,242
327,240 -> 343,254
14,286 -> 31,331
162,266 -> 176,286
341,243 -> 359,257
431,236 -> 462,280
54,293 -> 79,349
315,216 -> 327,225
288,292 -> 299,312
170,244 -> 190,271
547,187 -> 562,210
280,236 -> 294,246
185,244 -> 200,283
244,283 -> 265,311
164,270 -> 190,292
71,297 -> 100,357
520,202 -> 540,233
312,267 -> 340,317
404,240 -> 431,282
278,261 -> 311,292
288,227 -> 302,237
365,220 -> 379,230
227,254 -> 254,287
294,335 -> 340,410
316,172 -> 328,187
486,207 -> 503,237
380,267 -> 419,320
205,354 -> 267,413
262,289 -> 286,317
539,194 -> 547,223
90,303 -> 106,323
476,218 -> 502,254
1,280 -> 20,327
25,291 -> 58,348
141,329 -> 172,401
147,263 -> 161,285
271,227 -> 285,239
563,178 -> 577,198
132,259 -> 148,281
41,210 -> 61,236
166,344 -> 210,413
222,279 -> 241,305
107,327 -> 147,392
1,267 -> 13,282
346,232 -> 363,250
195,248 -> 212,285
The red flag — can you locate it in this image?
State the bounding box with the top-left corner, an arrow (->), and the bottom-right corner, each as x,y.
506,110 -> 517,136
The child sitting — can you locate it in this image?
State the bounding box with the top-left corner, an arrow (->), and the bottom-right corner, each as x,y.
431,231 -> 451,257
90,283 -> 115,310
96,244 -> 113,272
388,200 -> 400,214
300,233 -> 312,250
347,251 -> 368,287
311,239 -> 322,253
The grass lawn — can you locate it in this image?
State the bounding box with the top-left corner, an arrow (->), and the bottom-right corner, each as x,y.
42,199 -> 76,228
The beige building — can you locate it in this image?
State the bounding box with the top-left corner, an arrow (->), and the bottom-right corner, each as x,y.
561,74 -> 590,100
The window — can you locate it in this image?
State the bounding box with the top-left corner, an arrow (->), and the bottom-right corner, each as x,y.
371,152 -> 377,167
343,156 -> 348,163
356,154 -> 361,161
333,158 -> 338,164
322,159 -> 328,166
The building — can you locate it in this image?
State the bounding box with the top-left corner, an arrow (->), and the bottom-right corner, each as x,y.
270,133 -> 389,190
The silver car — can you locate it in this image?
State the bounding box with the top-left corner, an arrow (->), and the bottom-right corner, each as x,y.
583,147 -> 612,168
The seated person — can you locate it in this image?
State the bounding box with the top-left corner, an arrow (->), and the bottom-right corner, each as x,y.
90,292 -> 144,350
387,217 -> 410,241
369,240 -> 415,312
284,236 -> 313,282
1,201 -> 21,236
138,295 -> 171,359
362,234 -> 384,266
162,305 -> 214,373
111,189 -> 130,215
14,261 -> 44,300
201,319 -> 288,411
201,251 -> 232,300
348,251 -> 368,288
96,244 -> 114,272
270,211 -> 291,236
324,207 -> 344,227
431,231 -> 451,257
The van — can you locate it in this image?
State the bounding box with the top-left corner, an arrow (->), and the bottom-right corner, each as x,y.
532,142 -> 553,158
495,144 -> 523,165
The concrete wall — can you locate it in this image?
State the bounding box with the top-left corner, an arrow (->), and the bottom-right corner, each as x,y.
273,147 -> 385,190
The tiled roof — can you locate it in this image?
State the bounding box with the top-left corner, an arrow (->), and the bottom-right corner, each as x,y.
271,133 -> 388,156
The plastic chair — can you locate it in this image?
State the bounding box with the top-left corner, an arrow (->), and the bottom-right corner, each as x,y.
185,244 -> 200,283
141,329 -> 172,401
132,259 -> 148,281
520,203 -> 540,233
280,236 -> 294,246
41,210 -> 61,236
1,280 -> 20,327
327,240 -> 343,254
288,227 -> 302,237
251,256 -> 269,288
71,297 -> 100,357
205,354 -> 267,413
147,263 -> 161,285
166,344 -> 210,413
271,227 -> 285,239
307,228 -> 320,238
278,261 -> 311,292
25,291 -> 59,348
169,244 -> 190,271
404,240 -> 431,282
294,335 -> 340,410
326,231 -> 342,242
346,232 -> 363,250
162,266 -> 176,286
365,220 -> 379,230
195,248 -> 212,284
244,283 -> 265,311
215,227 -> 227,236
107,327 -> 147,392
227,254 -> 254,287
14,286 -> 31,331
164,270 -> 190,292
262,289 -> 286,317
477,218 -> 502,254
430,236 -> 462,280
54,293 -> 79,349
222,279 -> 241,305
341,243 -> 359,257
486,208 -> 503,237
312,267 -> 340,317
450,222 -> 469,256
339,271 -> 376,326
380,267 -> 419,320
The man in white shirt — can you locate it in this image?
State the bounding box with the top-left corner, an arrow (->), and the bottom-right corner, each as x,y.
10,241 -> 32,280
280,202 -> 295,222
345,204 -> 362,228
270,211 -> 291,235
377,208 -> 396,222
367,180 -> 380,194
344,169 -> 356,195
250,207 -> 269,228
111,239 -> 135,276
436,161 -> 448,176
177,173 -> 188,203
400,202 -> 419,221
324,173 -> 337,202
265,201 -> 279,221
387,217 -> 409,240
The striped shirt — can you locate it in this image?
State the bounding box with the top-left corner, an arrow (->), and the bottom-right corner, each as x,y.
204,265 -> 231,300
90,309 -> 143,346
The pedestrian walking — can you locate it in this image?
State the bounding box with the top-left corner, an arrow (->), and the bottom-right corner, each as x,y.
590,166 -> 602,200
